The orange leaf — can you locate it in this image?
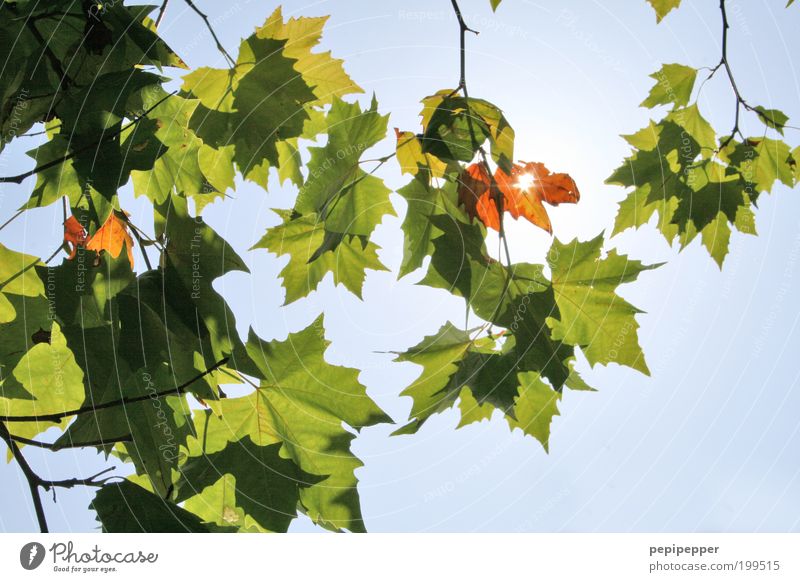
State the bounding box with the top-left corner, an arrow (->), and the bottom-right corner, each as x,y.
457,161 -> 580,234
85,212 -> 135,268
63,216 -> 87,260
517,161 -> 580,205
457,163 -> 500,231
495,166 -> 552,234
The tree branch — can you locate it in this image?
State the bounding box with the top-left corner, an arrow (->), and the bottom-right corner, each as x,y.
0,90 -> 176,185
714,0 -> 798,149
0,357 -> 229,423
448,0 -> 511,265
0,422 -> 49,532
447,0 -> 514,333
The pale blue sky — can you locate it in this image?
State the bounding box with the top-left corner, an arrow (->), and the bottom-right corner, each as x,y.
1,0 -> 799,532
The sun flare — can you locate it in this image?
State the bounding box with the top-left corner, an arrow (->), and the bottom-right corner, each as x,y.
515,172 -> 536,191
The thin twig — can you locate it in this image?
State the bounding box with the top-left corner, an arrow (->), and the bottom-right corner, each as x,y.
182,0 -> 235,66
128,226 -> 154,270
0,209 -> 24,233
713,0 -> 799,150
0,244 -> 63,292
7,433 -> 132,450
0,357 -> 229,423
15,124 -> 62,138
155,0 -> 170,28
41,466 -> 117,490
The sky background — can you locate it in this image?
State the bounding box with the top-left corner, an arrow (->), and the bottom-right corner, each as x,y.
1,0 -> 799,532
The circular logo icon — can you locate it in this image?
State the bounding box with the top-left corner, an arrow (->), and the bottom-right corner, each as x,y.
20,542 -> 46,570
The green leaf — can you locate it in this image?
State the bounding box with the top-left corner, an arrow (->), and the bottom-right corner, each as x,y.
730,138 -> 795,194
394,323 -> 474,435
177,437 -> 320,532
185,31 -> 316,185
647,0 -> 682,22
91,481 -> 213,533
394,324 -> 566,450
294,96 -> 393,236
667,104 -> 716,151
58,353 -> 193,496
700,213 -> 733,268
253,211 -> 387,304
0,243 -> 45,323
56,70 -> 164,200
1,322 -> 85,441
641,64 -> 697,109
192,317 -> 391,532
547,235 -> 657,374
131,91 -> 210,205
505,373 -> 561,452
671,162 -> 748,235
607,118 -> 758,265
468,98 -> 515,173
456,386 -> 495,427
396,176 -> 460,277
420,91 -> 490,163
155,195 -> 250,363
257,7 -> 362,103
490,0 -> 503,11
24,137 -> 82,210
753,106 -> 789,135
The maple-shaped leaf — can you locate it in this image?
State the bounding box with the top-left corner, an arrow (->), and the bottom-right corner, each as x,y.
85,212 -> 135,268
456,162 -> 500,230
457,161 -> 580,233
63,216 -> 86,260
547,235 -> 658,374
91,481 -> 213,533
187,316 -> 391,532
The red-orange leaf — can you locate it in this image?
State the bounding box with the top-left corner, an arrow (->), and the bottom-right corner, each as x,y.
457,160 -> 580,234
85,212 -> 135,268
63,216 -> 87,259
457,163 -> 500,231
494,165 -> 553,234
516,161 -> 580,205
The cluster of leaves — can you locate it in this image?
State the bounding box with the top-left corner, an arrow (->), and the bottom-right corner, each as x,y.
611,1 -> 800,266
391,86 -> 657,450
1,3 -> 392,533
4,0 -> 794,534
